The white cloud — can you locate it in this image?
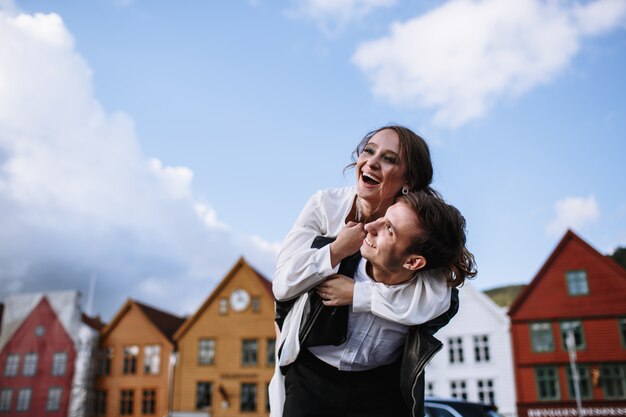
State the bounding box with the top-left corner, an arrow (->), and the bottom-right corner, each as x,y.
287,0 -> 397,34
546,195 -> 600,237
0,10 -> 277,319
353,0 -> 626,127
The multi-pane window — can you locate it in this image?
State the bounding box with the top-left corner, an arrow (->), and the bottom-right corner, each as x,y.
530,322 -> 554,352
52,352 -> 68,376
242,339 -> 258,366
252,296 -> 261,313
46,387 -> 62,411
477,379 -> 495,404
93,390 -> 107,416
97,347 -> 112,376
219,298 -> 228,315
266,338 -> 276,366
142,389 -> 156,415
4,354 -> 19,377
601,365 -> 626,399
474,335 -> 490,363
120,389 -> 134,415
619,318 -> 626,348
196,382 -> 212,410
123,345 -> 139,374
448,337 -> 464,364
566,365 -> 592,400
561,321 -> 585,350
450,380 -> 467,400
0,389 -> 12,412
566,270 -> 589,296
143,345 -> 161,374
241,383 -> 257,412
536,367 -> 560,400
198,339 -> 216,365
16,388 -> 31,412
22,353 -> 38,376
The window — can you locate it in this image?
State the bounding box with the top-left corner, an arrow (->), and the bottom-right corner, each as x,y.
143,345 -> 161,374
536,367 -> 560,400
450,380 -> 467,400
566,270 -> 589,296
566,365 -> 592,400
0,389 -> 12,412
35,325 -> 45,337
142,389 -> 156,415
22,353 -> 37,376
97,347 -> 112,376
448,337 -> 464,364
16,388 -> 31,412
52,352 -> 68,376
242,339 -> 258,366
530,322 -> 554,352
561,321 -> 585,350
196,382 -> 212,410
198,339 -> 216,365
241,383 -> 257,412
219,298 -> 228,315
252,296 -> 261,313
474,335 -> 490,363
477,379 -> 495,404
93,390 -> 107,416
267,338 -> 276,366
601,365 -> 626,399
426,381 -> 435,397
123,345 -> 139,374
120,389 -> 134,415
3,354 -> 19,377
46,387 -> 62,411
619,318 -> 626,348
266,383 -> 271,412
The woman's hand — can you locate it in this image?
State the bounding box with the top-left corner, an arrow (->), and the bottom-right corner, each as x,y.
330,221 -> 365,267
317,275 -> 355,307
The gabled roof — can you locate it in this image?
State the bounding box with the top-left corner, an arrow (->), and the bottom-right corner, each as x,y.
174,257 -> 272,341
101,299 -> 185,344
508,229 -> 626,316
82,313 -> 106,331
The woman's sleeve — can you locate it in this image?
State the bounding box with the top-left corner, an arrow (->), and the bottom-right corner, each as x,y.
272,192 -> 341,301
352,268 -> 451,326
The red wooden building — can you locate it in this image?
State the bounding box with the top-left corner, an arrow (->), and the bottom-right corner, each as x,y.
508,230 -> 626,417
0,291 -> 100,417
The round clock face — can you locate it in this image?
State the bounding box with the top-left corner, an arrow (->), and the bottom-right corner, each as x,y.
229,289 -> 250,312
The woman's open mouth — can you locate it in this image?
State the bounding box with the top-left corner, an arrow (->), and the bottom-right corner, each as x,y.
361,172 -> 381,186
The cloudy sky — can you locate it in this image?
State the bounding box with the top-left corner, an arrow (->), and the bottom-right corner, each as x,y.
1,0 -> 624,320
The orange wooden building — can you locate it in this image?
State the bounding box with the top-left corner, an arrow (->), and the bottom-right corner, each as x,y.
93,299 -> 185,417
172,257 -> 276,417
508,230 -> 626,417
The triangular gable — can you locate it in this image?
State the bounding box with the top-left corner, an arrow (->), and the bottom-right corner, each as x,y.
101,299 -> 184,345
174,256 -> 272,341
0,290 -> 81,352
508,229 -> 626,317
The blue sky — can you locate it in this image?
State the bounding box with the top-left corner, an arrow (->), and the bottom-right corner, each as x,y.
0,0 -> 624,320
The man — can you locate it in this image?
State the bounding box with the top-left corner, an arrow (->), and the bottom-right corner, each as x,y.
272,191 -> 476,417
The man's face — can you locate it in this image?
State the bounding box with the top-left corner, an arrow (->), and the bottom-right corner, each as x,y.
360,202 -> 421,273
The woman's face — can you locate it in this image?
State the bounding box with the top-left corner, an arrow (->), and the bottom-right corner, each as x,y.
355,129 -> 407,204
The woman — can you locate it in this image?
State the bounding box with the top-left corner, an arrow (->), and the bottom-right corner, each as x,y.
269,125 -> 459,417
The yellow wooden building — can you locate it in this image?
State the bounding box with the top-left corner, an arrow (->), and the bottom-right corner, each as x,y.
172,257 -> 276,417
93,299 -> 185,417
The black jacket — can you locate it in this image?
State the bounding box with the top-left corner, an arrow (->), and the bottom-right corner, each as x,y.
275,236 -> 459,417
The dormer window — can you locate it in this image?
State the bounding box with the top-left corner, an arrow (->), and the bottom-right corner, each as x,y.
566,270 -> 589,296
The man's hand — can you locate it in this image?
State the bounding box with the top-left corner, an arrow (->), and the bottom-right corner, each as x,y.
317,275 -> 355,307
329,221 -> 365,267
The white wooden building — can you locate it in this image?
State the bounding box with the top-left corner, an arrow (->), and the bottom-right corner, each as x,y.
424,282 -> 517,417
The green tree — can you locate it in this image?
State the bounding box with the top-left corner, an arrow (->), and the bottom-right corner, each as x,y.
609,247 -> 626,270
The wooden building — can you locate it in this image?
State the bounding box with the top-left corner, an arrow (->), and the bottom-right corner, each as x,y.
172,257 -> 275,417
93,299 -> 185,417
0,291 -> 99,417
508,230 -> 626,417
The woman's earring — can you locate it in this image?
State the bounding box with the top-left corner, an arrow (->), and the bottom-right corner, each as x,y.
402,186 -> 409,195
